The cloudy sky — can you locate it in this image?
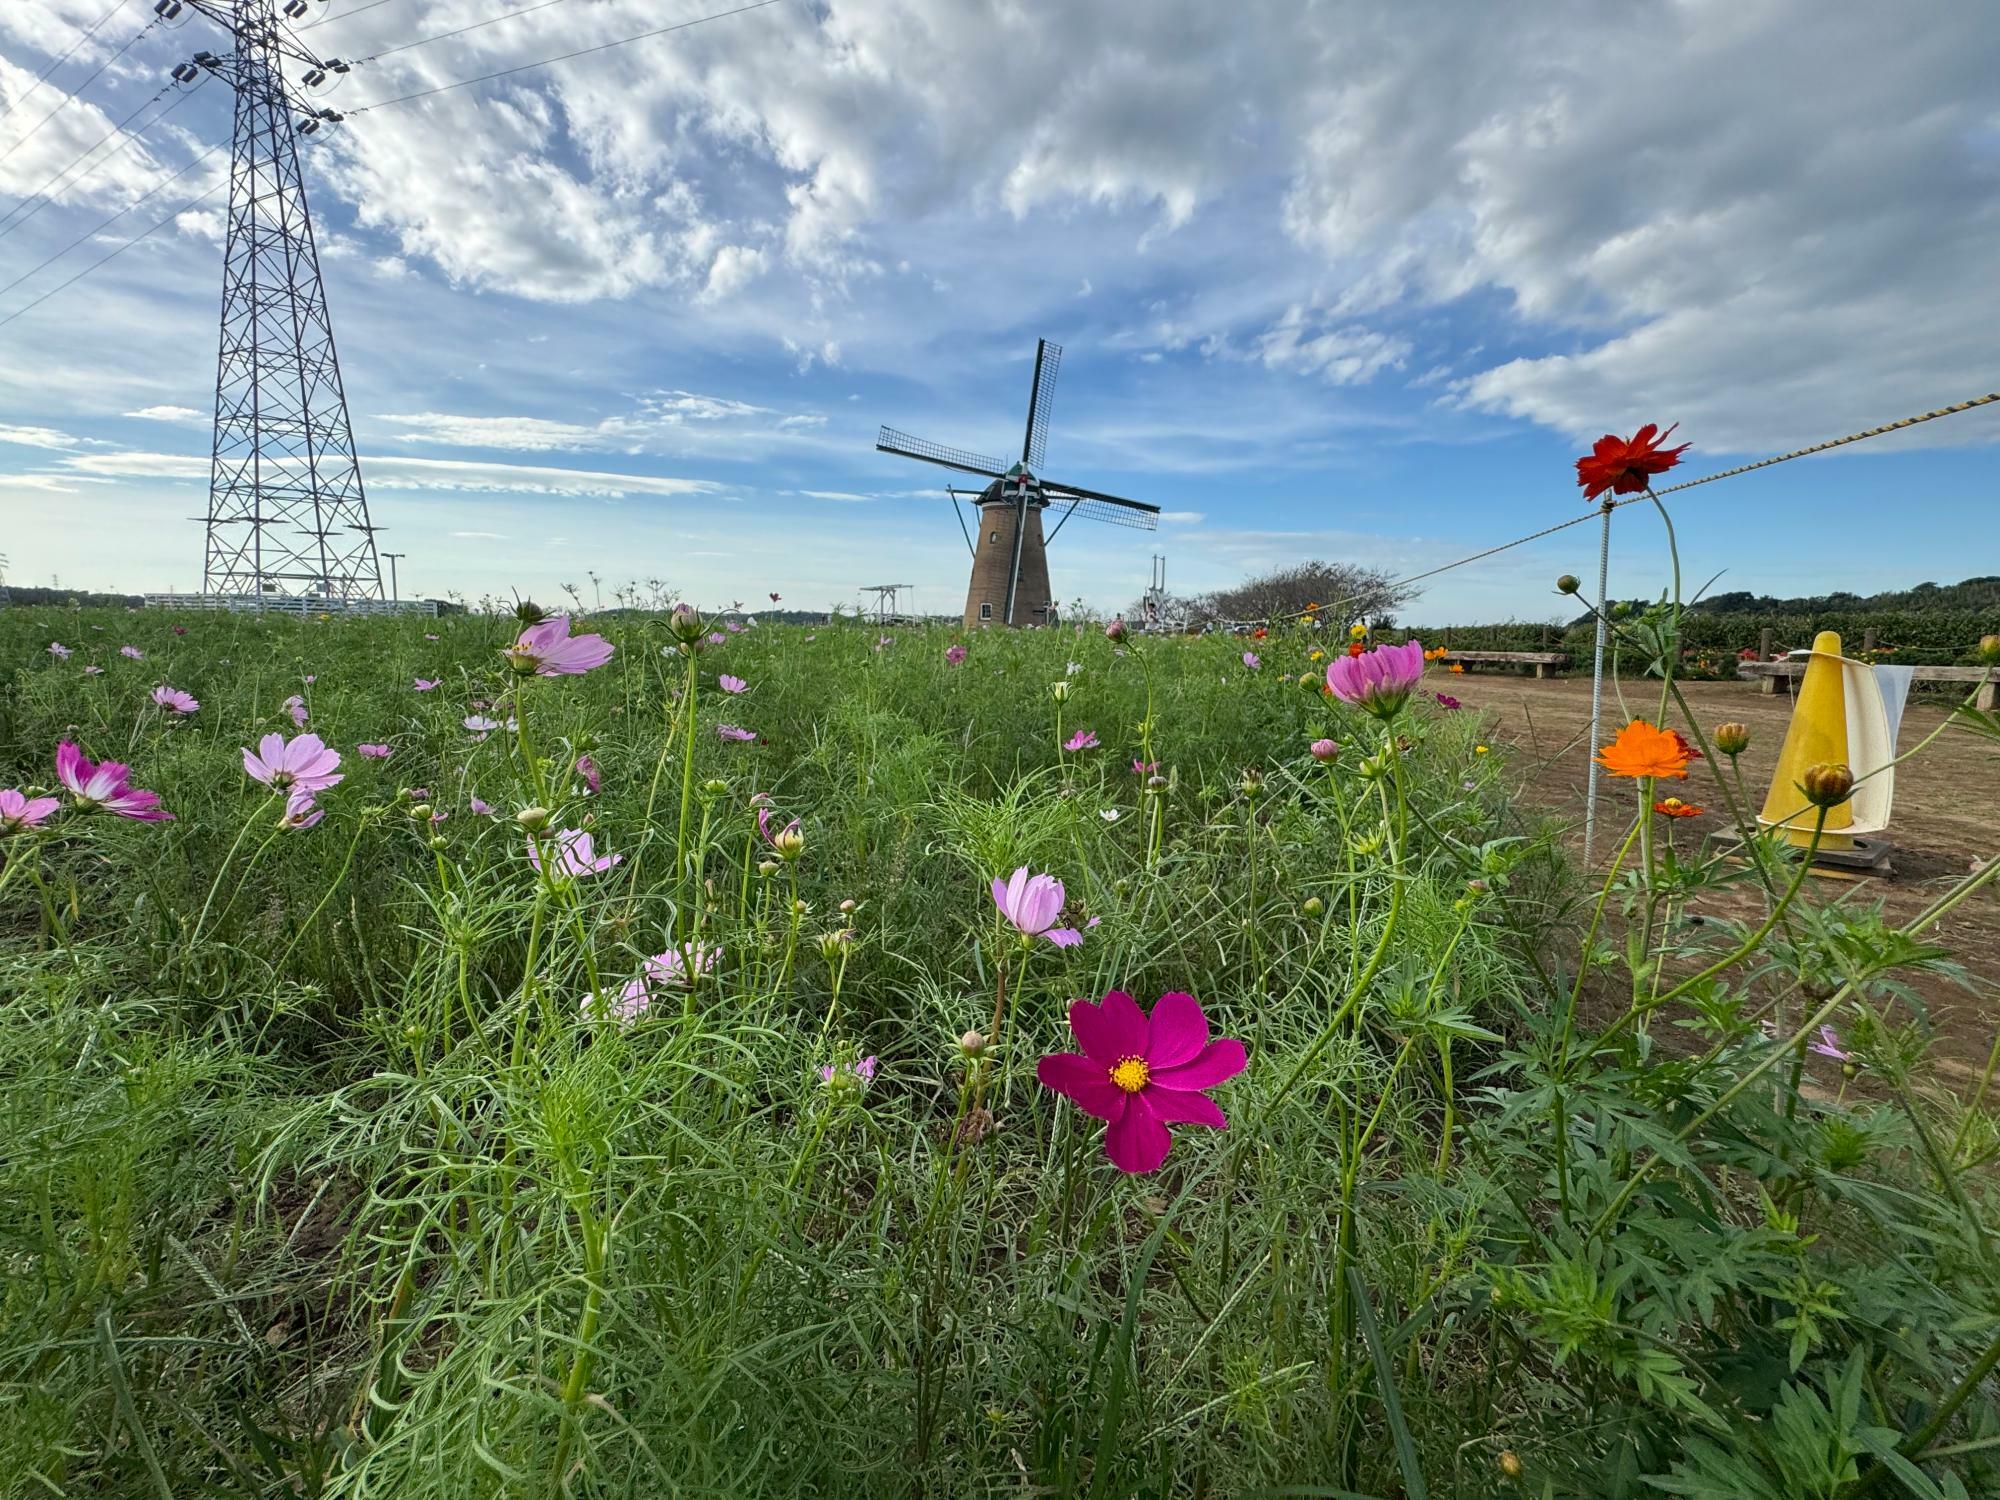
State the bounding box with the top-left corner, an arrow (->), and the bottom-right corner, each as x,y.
2,0 -> 1997,618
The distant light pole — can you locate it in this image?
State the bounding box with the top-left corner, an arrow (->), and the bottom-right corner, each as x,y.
382,552 -> 407,601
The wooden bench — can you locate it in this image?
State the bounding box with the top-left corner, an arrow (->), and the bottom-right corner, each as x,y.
1737,660 -> 1997,711
1438,649 -> 1570,680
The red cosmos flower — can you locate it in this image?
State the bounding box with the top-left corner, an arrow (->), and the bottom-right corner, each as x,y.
1575,423 -> 1689,501
1668,729 -> 1703,762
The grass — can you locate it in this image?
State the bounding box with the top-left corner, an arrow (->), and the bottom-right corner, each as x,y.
2,599 -> 1998,1498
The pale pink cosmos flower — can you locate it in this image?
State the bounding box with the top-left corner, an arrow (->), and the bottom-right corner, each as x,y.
469,795 -> 495,816
152,685 -> 199,715
1064,729 -> 1099,752
502,615 -> 614,676
282,694 -> 308,727
575,754 -> 601,793
413,677 -> 441,691
1037,990 -> 1247,1174
83,665 -> 104,676
54,742 -> 173,821
356,743 -> 393,760
726,622 -> 744,634
717,724 -> 756,743
281,790 -> 324,831
1242,651 -> 1260,670
706,631 -> 727,646
945,645 -> 967,666
424,633 -> 439,641
528,828 -> 622,879
1326,640 -> 1426,720
1,788 -> 62,835
48,642 -> 71,660
719,674 -> 748,694
120,645 -> 144,660
820,1055 -> 878,1087
1808,1026 -> 1853,1063
992,866 -> 1082,948
243,732 -> 343,795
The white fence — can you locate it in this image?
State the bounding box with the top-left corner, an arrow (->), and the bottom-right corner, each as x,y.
143,593 -> 439,618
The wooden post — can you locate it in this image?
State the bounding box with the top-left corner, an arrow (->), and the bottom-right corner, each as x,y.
1863,627 -> 1877,655
1759,627 -> 1774,662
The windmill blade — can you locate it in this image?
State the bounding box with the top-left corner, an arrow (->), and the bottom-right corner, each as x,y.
876,427 -> 1007,480
1041,490 -> 1160,533
1040,478 -> 1160,516
1021,338 -> 1061,469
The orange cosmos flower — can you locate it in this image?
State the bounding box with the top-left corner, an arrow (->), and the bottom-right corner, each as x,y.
1595,719 -> 1691,779
1346,642 -> 1366,658
1653,797 -> 1702,818
1447,662 -> 1465,674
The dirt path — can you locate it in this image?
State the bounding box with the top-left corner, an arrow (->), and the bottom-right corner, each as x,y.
1463,674 -> 2000,1083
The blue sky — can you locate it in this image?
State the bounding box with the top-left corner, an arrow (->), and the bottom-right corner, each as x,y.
3,0 -> 1997,619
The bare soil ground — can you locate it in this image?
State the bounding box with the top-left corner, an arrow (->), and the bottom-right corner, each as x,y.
1464,673 -> 2000,1083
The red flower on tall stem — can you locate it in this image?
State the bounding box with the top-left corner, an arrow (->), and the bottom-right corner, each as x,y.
1575,423 -> 1689,501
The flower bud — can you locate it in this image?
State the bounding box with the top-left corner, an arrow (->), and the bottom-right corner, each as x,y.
1301,896 -> 1324,917
1310,738 -> 1339,763
702,778 -> 730,796
959,1029 -> 988,1056
1239,767 -> 1264,797
1498,1449 -> 1524,1480
515,805 -> 551,833
1104,616 -> 1128,642
668,602 -> 704,643
1297,671 -> 1319,690
1979,634 -> 2000,665
838,898 -> 857,913
1049,680 -> 1071,703
427,835 -> 448,851
409,802 -> 434,822
1556,574 -> 1580,595
1144,774 -> 1168,795
1801,762 -> 1855,808
817,929 -> 854,959
770,825 -> 805,860
1358,750 -> 1390,782
757,858 -> 779,876
1713,722 -> 1750,756
793,898 -> 809,915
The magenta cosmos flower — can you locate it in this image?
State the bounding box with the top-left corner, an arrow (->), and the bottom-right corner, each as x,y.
717,724 -> 757,743
502,615 -> 614,676
1,788 -> 62,835
945,645 -> 968,666
243,732 -> 344,795
528,828 -> 621,879
1038,990 -> 1247,1173
413,677 -> 441,691
54,742 -> 173,821
575,754 -> 601,793
992,866 -> 1082,947
1326,639 -> 1426,720
1064,729 -> 1099,752
152,684 -> 199,715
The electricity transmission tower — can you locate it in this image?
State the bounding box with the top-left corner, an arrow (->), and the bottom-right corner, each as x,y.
167,0 -> 382,600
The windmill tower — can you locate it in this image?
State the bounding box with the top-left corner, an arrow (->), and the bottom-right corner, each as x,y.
167,0 -> 382,601
877,339 -> 1159,627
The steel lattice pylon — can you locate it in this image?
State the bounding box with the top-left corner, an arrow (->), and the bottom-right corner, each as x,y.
187,0 -> 379,599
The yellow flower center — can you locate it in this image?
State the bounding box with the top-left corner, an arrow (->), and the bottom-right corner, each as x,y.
1109,1056 -> 1150,1093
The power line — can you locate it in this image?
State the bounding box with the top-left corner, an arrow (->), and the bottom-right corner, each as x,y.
0,137 -> 221,303
0,0 -> 131,126
0,15 -> 161,168
301,0 -> 413,30
357,0 -> 581,62
0,81 -> 195,244
0,173 -> 226,332
348,0 -> 791,113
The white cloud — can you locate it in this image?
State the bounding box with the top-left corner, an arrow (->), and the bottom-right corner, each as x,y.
1254,309 -> 1410,385
0,422 -> 82,450
449,530 -> 507,539
125,406 -> 207,425
1160,510 -> 1205,525
58,449 -> 720,500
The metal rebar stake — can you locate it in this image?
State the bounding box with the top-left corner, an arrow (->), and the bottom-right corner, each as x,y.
1583,500 -> 1613,864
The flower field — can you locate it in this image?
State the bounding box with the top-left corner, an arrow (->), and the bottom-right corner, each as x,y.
5,572 -> 2000,1495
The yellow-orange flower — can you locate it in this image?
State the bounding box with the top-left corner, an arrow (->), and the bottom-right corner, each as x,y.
1596,719 -> 1691,780
1653,797 -> 1702,818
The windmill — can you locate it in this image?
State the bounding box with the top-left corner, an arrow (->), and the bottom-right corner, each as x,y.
876,339 -> 1159,628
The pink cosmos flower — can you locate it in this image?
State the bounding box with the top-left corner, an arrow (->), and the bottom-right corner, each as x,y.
502,615 -> 614,676
1808,1026 -> 1852,1063
719,674 -> 748,694
706,631 -> 727,646
424,633 -> 439,641
726,622 -> 744,635
1310,738 -> 1339,762
1,788 -> 62,835
1326,639 -> 1426,720
1064,729 -> 1099,752
757,805 -> 803,857
464,715 -> 501,738
528,828 -> 621,879
84,666 -> 104,676
356,743 -> 393,760
152,685 -> 199,715
172,625 -> 187,636
1242,651 -> 1260,670
644,942 -> 720,989
717,724 -> 757,743
242,732 -> 344,795
283,694 -> 308,727
54,742 -> 173,821
120,645 -> 144,660
1037,990 -> 1247,1173
770,592 -> 782,603
945,645 -> 967,666
281,790 -> 324,831
820,1055 -> 877,1086
414,677 -> 441,691
48,642 -> 71,660
992,866 -> 1082,948
469,795 -> 496,816
1432,692 -> 1462,711
1132,759 -> 1158,776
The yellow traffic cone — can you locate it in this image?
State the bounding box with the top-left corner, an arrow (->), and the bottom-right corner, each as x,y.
1758,629 -> 1896,863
